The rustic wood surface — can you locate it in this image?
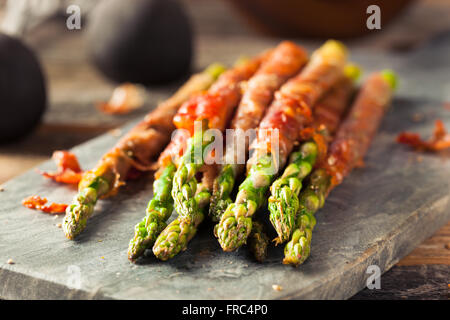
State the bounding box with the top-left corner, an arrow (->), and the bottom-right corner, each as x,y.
0,0 -> 449,299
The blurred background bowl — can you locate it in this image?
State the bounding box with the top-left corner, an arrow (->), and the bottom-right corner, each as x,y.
227,0 -> 415,38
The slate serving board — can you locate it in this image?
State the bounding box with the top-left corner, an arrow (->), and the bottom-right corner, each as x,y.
1,37 -> 450,300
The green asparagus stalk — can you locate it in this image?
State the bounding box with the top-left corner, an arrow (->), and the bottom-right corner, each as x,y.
215,154 -> 276,251
127,162 -> 176,261
171,119 -> 213,220
268,64 -> 360,244
248,220 -> 270,262
268,141 -> 318,244
209,163 -> 236,222
153,56 -> 262,260
153,184 -> 211,261
215,40 -> 348,252
282,168 -> 328,265
63,174 -> 112,238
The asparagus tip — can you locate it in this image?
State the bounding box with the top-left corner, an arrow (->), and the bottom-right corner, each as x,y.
205,63 -> 226,79
233,55 -> 250,67
318,39 -> 348,62
381,69 -> 398,90
344,63 -> 362,82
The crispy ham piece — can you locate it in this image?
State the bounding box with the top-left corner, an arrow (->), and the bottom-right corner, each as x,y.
397,120 -> 450,152
38,150 -> 83,184
97,83 -> 144,114
22,195 -> 68,214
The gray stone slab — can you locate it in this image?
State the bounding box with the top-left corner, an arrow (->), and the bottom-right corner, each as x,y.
1,40 -> 450,299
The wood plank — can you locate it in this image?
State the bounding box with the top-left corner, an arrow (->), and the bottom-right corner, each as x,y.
398,223 -> 450,266
351,265 -> 449,300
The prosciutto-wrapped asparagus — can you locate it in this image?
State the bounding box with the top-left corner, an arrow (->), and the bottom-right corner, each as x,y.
215,40 -> 348,252
152,55 -> 264,260
283,70 -> 397,266
268,65 -> 360,244
209,41 -> 308,222
63,63 -> 226,240
127,129 -> 189,261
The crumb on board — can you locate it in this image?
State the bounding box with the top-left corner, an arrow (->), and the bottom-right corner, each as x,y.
207,287 -> 214,291
444,243 -> 450,250
56,223 -> 62,228
272,284 -> 282,292
98,239 -> 103,242
101,256 -> 105,259
0,186 -> 4,192
168,272 -> 183,278
7,258 -> 14,265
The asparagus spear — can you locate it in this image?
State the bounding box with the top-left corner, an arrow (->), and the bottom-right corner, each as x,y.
268,65 -> 359,244
127,128 -> 190,261
127,161 -> 176,261
282,168 -> 327,265
209,41 -> 308,222
153,174 -> 212,261
268,141 -> 318,244
215,40 -> 348,251
63,64 -> 225,240
283,70 -> 397,266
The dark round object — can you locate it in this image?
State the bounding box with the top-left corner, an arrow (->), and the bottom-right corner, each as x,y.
87,0 -> 193,85
0,33 -> 47,143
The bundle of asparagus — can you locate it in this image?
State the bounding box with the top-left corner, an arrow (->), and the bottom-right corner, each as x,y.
283,70 -> 397,266
51,39 -> 397,267
153,42 -> 310,261
268,64 -> 360,245
209,41 -> 308,222
151,55 -> 265,260
215,40 -> 348,252
63,63 -> 226,240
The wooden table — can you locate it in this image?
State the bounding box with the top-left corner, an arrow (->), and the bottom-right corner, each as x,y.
0,0 -> 449,299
